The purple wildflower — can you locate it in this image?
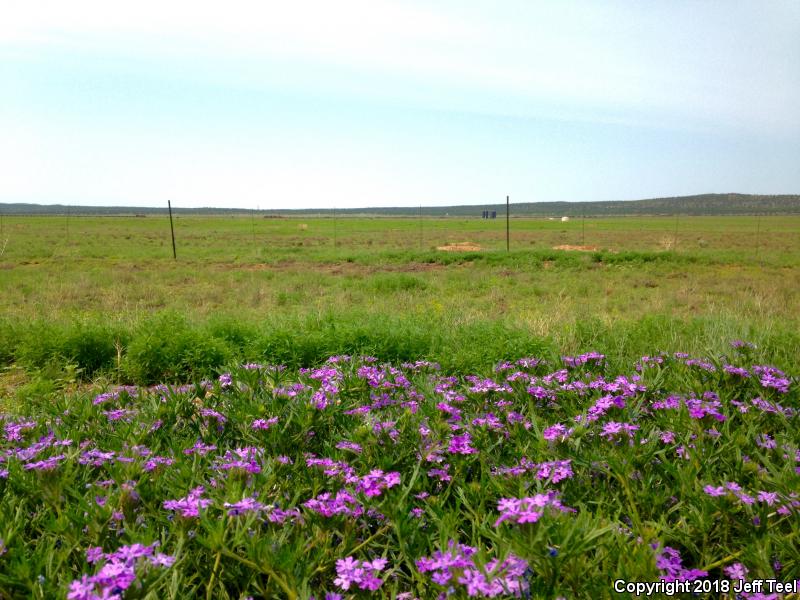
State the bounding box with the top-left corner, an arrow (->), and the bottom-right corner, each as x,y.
333,556 -> 386,591
543,423 -> 574,442
335,440 -> 363,453
494,492 -> 575,526
417,541 -> 529,596
355,469 -> 401,497
23,454 -> 66,471
163,486 -> 212,518
600,421 -> 639,442
724,563 -> 748,580
447,432 -> 478,455
223,496 -> 268,516
654,546 -> 707,583
251,417 -> 278,430
183,441 -> 217,456
143,456 -> 174,472
69,542 -> 174,600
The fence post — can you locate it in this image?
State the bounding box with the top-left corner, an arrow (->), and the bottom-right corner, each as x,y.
506,195 -> 510,251
333,206 -> 337,248
168,200 -> 177,259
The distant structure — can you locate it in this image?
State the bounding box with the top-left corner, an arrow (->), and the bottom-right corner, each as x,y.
491,211 -> 497,219
481,210 -> 497,219
561,216 -> 570,222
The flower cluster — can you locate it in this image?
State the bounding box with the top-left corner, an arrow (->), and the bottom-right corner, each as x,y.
251,417 -> 278,430
163,486 -> 212,518
416,541 -> 529,597
494,492 -> 574,526
355,469 -> 401,497
542,423 -> 574,442
333,556 -> 386,591
68,542 -> 174,600
492,458 -> 573,483
599,421 -> 640,442
703,482 -> 798,514
304,490 -> 364,518
654,545 -> 707,583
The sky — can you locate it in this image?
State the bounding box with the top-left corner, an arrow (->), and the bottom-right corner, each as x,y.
2,1 -> 799,210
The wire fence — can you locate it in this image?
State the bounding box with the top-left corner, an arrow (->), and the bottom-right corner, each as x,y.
1,205 -> 799,262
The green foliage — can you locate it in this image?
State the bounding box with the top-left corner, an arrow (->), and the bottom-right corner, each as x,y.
1,308 -> 799,385
60,323 -> 122,376
122,312 -> 232,384
204,316 -> 258,354
11,321 -> 121,378
0,318 -> 18,366
12,321 -> 66,370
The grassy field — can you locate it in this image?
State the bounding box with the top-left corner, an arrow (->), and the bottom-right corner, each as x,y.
1,213 -> 799,598
1,214 -> 798,393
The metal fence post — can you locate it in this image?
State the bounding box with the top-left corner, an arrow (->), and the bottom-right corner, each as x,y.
168,200 -> 177,259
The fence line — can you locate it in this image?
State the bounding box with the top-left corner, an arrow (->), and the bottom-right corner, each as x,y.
0,209 -> 798,261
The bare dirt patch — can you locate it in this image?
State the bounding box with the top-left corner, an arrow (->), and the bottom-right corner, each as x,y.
552,245 -> 600,252
313,262 -> 447,275
213,260 -> 446,276
386,263 -> 446,273
218,263 -> 274,272
437,242 -> 482,252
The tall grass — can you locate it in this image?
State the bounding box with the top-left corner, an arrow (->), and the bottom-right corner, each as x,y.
1,311 -> 797,386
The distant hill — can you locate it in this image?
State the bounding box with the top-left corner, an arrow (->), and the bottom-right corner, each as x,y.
2,193 -> 799,217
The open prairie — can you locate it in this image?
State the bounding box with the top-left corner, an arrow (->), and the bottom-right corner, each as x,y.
1,214 -> 798,386
0,216 -> 800,390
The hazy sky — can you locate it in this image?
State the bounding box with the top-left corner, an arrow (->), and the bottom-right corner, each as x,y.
2,1 -> 799,209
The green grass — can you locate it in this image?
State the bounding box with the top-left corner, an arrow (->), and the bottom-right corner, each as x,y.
0,215 -> 798,387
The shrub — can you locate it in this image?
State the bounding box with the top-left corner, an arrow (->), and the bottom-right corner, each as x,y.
123,313 -> 232,384
60,323 -> 121,376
